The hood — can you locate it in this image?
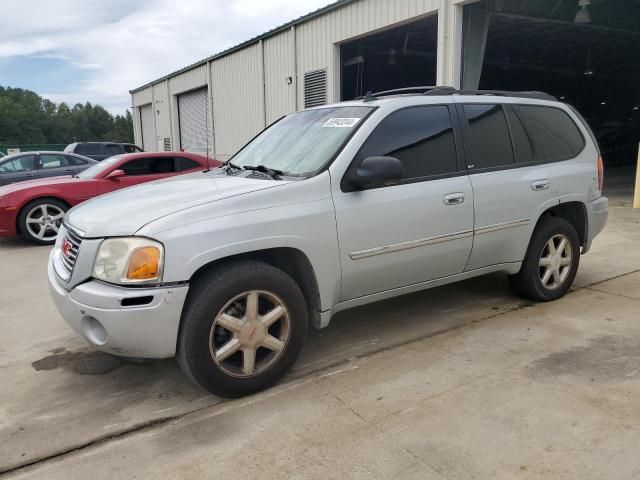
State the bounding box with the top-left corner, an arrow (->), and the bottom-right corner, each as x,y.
65,172 -> 288,237
0,176 -> 75,195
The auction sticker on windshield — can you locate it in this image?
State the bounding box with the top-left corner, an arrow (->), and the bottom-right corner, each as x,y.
323,118 -> 361,128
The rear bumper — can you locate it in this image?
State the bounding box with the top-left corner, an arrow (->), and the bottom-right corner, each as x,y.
583,196 -> 608,254
48,253 -> 189,358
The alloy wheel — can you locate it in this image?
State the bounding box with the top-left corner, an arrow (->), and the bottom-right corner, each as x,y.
539,233 -> 573,290
209,290 -> 291,377
25,204 -> 65,241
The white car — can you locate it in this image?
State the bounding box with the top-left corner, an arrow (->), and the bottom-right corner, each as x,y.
48,88 -> 608,397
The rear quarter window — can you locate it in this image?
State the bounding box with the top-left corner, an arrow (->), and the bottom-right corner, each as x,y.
516,105 -> 585,161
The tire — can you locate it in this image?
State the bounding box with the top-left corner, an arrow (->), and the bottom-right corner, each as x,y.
177,261 -> 308,397
18,198 -> 68,245
509,216 -> 580,301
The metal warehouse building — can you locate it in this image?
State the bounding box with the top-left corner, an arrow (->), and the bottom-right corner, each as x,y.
130,0 -> 640,167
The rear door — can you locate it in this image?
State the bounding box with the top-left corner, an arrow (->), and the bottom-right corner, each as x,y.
457,101 -> 559,270
38,153 -> 76,179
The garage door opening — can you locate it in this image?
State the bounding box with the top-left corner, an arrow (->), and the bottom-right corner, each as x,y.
463,0 -> 640,176
177,87 -> 212,154
340,15 -> 438,100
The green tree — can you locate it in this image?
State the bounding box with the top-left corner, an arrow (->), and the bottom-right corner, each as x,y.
0,86 -> 133,145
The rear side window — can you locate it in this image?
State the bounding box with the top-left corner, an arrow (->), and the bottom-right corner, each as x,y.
175,157 -> 201,171
516,105 -> 585,161
355,106 -> 458,180
66,155 -> 88,165
40,154 -> 71,169
505,107 -> 533,164
463,104 -> 514,169
104,145 -> 122,157
74,143 -> 101,155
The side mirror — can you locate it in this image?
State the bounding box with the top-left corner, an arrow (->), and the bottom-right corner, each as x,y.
350,156 -> 404,189
105,169 -> 125,181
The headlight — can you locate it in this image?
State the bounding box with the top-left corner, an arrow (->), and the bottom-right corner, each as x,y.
93,237 -> 164,285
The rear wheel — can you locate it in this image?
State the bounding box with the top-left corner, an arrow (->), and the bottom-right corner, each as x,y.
18,198 -> 68,245
177,261 -> 308,397
509,216 -> 580,301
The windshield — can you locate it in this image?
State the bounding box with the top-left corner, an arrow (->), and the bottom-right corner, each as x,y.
76,155 -> 123,179
231,106 -> 373,175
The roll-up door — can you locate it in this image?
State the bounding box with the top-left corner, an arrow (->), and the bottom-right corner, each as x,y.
139,104 -> 155,151
178,88 -> 211,153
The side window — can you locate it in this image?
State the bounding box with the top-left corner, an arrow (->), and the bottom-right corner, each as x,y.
123,145 -> 136,154
463,104 -> 514,169
74,143 -> 100,155
175,157 -> 200,171
104,145 -> 122,157
354,106 -> 458,181
516,105 -> 585,161
121,157 -> 175,176
505,107 -> 533,164
0,155 -> 36,173
66,155 -> 88,165
40,154 -> 71,169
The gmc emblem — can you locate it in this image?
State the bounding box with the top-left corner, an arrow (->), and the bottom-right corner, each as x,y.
61,238 -> 72,257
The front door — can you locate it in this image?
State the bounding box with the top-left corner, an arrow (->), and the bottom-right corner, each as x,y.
0,154 -> 38,185
333,105 -> 474,301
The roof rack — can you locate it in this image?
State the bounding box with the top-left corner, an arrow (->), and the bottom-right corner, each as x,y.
423,89 -> 558,101
360,86 -> 456,102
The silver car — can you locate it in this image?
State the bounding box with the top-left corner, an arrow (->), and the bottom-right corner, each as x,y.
48,88 -> 608,397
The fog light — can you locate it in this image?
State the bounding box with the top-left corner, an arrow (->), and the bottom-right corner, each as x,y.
81,316 -> 107,345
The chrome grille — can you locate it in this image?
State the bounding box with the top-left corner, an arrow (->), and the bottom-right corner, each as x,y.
60,228 -> 83,275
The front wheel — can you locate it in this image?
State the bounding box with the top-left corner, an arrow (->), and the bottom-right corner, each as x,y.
177,261 -> 308,397
18,198 -> 68,245
509,216 -> 580,301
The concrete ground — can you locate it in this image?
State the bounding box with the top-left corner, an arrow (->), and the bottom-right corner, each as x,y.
1,176 -> 639,479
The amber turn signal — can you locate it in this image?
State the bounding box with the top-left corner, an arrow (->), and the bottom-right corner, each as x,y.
126,247 -> 161,280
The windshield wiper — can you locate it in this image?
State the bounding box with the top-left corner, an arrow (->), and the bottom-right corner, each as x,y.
223,160 -> 243,175
242,164 -> 285,179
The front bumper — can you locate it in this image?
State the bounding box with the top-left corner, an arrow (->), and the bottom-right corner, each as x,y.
48,253 -> 189,358
0,207 -> 18,237
583,195 -> 608,254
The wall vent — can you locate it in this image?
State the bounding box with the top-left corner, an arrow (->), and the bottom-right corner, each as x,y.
304,69 -> 327,108
163,138 -> 171,151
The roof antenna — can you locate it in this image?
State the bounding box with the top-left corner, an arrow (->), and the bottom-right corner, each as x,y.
362,90 -> 373,102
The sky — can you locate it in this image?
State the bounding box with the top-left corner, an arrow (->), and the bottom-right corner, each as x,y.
0,0 -> 333,114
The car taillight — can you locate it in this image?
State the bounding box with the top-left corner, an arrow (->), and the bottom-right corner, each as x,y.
597,155 -> 604,191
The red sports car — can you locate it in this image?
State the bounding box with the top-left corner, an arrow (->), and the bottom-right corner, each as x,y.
0,152 -> 220,244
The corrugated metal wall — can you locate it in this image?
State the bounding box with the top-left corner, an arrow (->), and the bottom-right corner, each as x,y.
211,43 -> 265,161
131,0 -> 461,160
264,29 -> 296,124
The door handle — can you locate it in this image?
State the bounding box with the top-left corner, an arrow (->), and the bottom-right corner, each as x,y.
531,180 -> 550,191
443,193 -> 465,205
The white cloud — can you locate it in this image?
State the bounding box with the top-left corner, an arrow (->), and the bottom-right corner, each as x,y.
0,0 -> 333,113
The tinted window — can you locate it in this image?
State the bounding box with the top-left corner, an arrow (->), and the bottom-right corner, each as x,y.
0,155 -> 36,172
121,157 -> 175,176
505,107 -> 533,164
175,157 -> 200,171
104,145 -> 122,156
464,104 -> 514,169
40,154 -> 71,169
74,143 -> 101,155
517,105 -> 585,161
355,106 -> 458,180
66,155 -> 88,165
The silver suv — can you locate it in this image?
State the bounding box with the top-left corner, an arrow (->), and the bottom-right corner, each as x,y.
48,88 -> 608,397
